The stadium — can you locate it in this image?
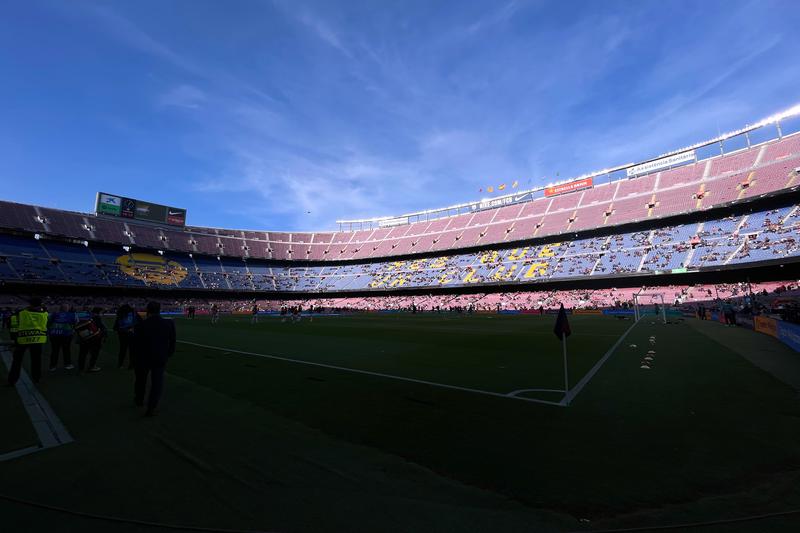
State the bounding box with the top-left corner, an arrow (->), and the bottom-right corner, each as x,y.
3,2 -> 800,533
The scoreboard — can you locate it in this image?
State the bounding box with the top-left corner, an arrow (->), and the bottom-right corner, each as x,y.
96,192 -> 187,227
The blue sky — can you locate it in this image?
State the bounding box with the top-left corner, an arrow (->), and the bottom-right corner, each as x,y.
2,0 -> 799,231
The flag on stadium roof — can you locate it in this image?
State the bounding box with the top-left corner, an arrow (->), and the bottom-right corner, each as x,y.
498,183 -> 506,190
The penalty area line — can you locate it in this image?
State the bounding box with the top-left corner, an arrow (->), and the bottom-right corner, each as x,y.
178,340 -> 566,407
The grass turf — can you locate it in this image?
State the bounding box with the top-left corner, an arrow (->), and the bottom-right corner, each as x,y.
175,313 -> 634,397
3,314 -> 800,532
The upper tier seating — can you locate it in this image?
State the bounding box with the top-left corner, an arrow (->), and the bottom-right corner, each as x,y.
1,204 -> 797,293
1,134 -> 798,263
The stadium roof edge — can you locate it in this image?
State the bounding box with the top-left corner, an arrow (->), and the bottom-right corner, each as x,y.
336,102 -> 800,226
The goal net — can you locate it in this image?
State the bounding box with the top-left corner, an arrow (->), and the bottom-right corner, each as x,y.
633,291 -> 667,324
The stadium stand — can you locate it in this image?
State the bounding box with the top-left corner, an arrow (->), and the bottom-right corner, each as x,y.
23,280 -> 791,314
1,203 -> 798,293
2,119 -> 799,312
0,133 -> 798,264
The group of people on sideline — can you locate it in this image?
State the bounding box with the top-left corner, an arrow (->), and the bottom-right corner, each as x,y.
695,300 -> 738,325
2,299 -> 176,416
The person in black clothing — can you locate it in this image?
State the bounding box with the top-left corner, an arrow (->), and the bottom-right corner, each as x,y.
113,304 -> 140,369
77,307 -> 106,373
133,301 -> 176,417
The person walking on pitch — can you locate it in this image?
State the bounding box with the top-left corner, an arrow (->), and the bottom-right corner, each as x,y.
133,302 -> 176,417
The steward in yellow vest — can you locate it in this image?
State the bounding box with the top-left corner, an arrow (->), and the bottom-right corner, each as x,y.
7,298 -> 47,386
17,309 -> 48,345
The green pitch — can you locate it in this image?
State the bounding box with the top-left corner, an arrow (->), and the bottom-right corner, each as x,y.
2,314 -> 800,532
176,313 -> 635,404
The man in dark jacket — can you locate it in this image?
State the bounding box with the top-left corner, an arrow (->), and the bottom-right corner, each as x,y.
133,301 -> 176,416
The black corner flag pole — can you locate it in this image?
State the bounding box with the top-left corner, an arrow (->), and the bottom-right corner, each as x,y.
553,304 -> 572,404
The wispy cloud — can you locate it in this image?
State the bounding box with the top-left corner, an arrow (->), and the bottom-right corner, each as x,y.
297,10 -> 351,57
21,0 -> 800,230
80,3 -> 284,110
197,147 -> 423,229
464,0 -> 522,34
270,0 -> 354,58
85,4 -> 201,75
159,84 -> 207,110
644,35 -> 782,128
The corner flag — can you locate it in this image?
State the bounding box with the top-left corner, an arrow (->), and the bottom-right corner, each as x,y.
553,304 -> 571,340
554,304 -> 571,403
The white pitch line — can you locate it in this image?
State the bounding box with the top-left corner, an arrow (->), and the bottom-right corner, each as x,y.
0,445 -> 41,462
507,388 -> 566,397
178,340 -> 566,407
0,347 -> 73,462
563,317 -> 641,405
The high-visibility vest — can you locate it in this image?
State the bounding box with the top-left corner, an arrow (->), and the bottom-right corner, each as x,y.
9,313 -> 19,342
16,310 -> 48,345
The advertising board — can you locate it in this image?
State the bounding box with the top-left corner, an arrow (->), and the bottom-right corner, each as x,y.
754,316 -> 778,338
544,178 -> 593,197
777,320 -> 800,352
626,151 -> 695,177
95,192 -> 187,227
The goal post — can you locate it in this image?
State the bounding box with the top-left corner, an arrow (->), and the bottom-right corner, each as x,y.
633,291 -> 667,324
